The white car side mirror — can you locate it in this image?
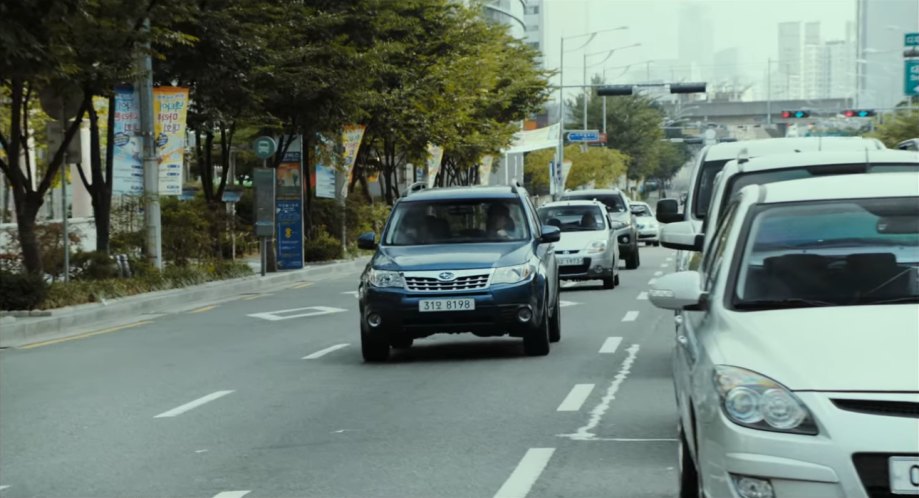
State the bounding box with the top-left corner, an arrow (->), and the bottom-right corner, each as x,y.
649,271 -> 706,311
660,221 -> 703,252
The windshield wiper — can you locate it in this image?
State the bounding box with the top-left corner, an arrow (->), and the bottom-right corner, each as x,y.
734,298 -> 837,310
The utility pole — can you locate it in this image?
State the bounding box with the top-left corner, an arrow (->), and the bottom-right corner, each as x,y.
138,18 -> 162,269
766,58 -> 773,125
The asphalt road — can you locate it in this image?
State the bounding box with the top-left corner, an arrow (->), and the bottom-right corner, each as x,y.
0,245 -> 680,498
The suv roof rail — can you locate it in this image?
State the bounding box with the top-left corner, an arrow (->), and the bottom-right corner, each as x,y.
407,182 -> 427,195
509,179 -> 523,194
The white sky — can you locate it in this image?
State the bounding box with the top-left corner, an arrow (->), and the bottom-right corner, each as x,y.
543,0 -> 857,90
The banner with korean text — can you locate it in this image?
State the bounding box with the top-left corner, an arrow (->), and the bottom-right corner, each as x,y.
112,86 -> 144,195
153,87 -> 189,196
425,144 -> 444,188
340,124 -> 366,198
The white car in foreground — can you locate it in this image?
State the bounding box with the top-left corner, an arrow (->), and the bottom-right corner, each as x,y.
650,173 -> 919,498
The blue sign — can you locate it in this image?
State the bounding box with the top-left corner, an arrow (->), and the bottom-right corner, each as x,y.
906,60 -> 919,97
276,199 -> 303,270
906,33 -> 919,47
567,130 -> 601,142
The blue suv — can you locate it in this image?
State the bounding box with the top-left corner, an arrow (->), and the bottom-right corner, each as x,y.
356,184 -> 562,362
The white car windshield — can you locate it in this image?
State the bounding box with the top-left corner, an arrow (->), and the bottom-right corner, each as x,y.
384,199 -> 529,245
734,197 -> 919,308
538,205 -> 606,232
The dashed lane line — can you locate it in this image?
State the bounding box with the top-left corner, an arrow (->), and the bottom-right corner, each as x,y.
154,390 -> 234,418
493,448 -> 556,498
637,292 -> 648,300
303,343 -> 350,359
557,384 -> 595,412
212,492 -> 251,498
622,311 -> 640,322
598,337 -> 623,354
653,271 -> 663,277
189,305 -> 217,314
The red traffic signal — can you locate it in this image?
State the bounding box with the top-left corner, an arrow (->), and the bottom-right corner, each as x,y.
781,110 -> 811,119
842,109 -> 876,118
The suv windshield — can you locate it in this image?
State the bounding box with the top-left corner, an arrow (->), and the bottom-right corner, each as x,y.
538,205 -> 606,232
562,193 -> 627,213
734,197 -> 919,309
384,199 -> 529,245
693,159 -> 730,219
630,204 -> 652,217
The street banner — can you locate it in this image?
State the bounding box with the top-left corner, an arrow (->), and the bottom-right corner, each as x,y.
425,144 -> 444,188
276,198 -> 303,270
561,160 -> 573,192
479,155 -> 493,186
276,151 -> 303,198
505,123 -> 560,154
315,145 -> 336,199
153,87 -> 189,196
112,86 -> 144,195
340,124 -> 366,198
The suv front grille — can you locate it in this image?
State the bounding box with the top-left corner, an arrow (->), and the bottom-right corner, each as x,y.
404,272 -> 490,292
832,399 -> 919,418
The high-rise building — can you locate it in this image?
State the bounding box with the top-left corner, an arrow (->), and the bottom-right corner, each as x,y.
777,21 -> 803,99
523,0 -> 544,67
825,40 -> 856,99
481,0 -> 527,40
677,1 -> 714,83
856,0 -> 919,108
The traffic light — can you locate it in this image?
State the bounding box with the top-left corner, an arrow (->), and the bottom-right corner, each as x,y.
842,109 -> 876,118
596,85 -> 633,96
781,110 -> 811,119
670,82 -> 707,94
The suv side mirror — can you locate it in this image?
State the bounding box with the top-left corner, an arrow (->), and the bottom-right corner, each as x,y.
357,231 -> 377,250
657,198 -> 683,224
660,222 -> 704,252
540,225 -> 561,243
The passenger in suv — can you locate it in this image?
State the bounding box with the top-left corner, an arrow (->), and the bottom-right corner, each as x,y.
355,184 -> 562,362
559,188 -> 640,269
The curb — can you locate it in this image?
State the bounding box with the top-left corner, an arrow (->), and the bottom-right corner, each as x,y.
0,257 -> 369,349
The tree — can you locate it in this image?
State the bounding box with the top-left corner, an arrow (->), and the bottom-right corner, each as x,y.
872,109 -> 919,147
524,145 -> 628,192
649,141 -> 690,183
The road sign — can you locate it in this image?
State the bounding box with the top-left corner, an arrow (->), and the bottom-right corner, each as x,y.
567,130 -> 601,142
253,136 -> 277,159
906,33 -> 919,47
906,60 -> 919,96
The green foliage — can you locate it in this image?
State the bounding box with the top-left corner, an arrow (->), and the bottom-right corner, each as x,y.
524,145 -> 628,192
70,250 -> 120,280
160,197 -> 214,265
304,231 -> 343,263
309,196 -> 391,257
0,222 -> 82,280
650,141 -> 690,181
0,270 -> 48,310
872,110 -> 919,148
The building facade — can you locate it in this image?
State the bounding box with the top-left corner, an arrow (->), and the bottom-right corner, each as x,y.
856,0 -> 919,108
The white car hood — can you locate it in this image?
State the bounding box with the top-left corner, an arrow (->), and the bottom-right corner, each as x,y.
711,305 -> 919,392
634,215 -> 657,226
555,230 -> 608,252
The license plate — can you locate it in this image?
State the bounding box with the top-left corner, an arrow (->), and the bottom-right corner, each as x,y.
418,298 -> 475,312
889,456 -> 919,495
559,257 -> 584,266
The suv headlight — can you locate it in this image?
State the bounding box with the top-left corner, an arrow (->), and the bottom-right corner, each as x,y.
368,268 -> 405,288
713,366 -> 818,435
492,263 -> 537,285
587,240 -> 608,253
609,220 -> 630,230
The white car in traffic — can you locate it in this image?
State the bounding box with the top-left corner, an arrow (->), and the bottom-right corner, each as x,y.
537,200 -> 620,289
650,173 -> 919,498
629,201 -> 660,246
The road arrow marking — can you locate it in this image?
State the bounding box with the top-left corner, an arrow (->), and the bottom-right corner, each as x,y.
248,306 -> 347,321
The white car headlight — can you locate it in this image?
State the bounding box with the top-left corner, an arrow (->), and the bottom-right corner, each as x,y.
492,263 -> 536,285
368,268 -> 405,288
587,240 -> 608,253
609,220 -> 630,230
713,366 -> 818,435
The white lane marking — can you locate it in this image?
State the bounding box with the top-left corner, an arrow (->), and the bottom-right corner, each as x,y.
559,300 -> 580,308
653,271 -> 663,277
648,278 -> 657,285
593,437 -> 678,442
493,448 -> 555,498
0,486 -> 9,491
560,344 -> 641,441
660,263 -> 668,268
302,343 -> 350,359
666,257 -> 673,262
599,336 -> 623,354
248,306 -> 347,321
561,281 -> 577,288
342,291 -> 359,298
154,390 -> 234,418
622,311 -> 640,322
637,292 -> 648,300
557,384 -> 595,412
212,492 -> 251,498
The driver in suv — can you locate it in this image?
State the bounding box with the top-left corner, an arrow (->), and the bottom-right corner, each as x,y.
356,184 -> 562,362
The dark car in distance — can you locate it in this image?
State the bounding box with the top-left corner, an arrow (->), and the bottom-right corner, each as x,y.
356,184 -> 562,362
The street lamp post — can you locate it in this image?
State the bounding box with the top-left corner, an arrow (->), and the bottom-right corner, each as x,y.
557,26 -> 628,198
582,43 -> 641,131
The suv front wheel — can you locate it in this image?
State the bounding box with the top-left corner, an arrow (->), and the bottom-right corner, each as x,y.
524,295 -> 551,356
361,320 -> 390,362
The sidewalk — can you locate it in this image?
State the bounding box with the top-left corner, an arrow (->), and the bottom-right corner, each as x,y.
0,256 -> 370,349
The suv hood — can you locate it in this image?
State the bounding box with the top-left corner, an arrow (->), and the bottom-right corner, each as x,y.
373,242 -> 531,271
712,306 -> 919,392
